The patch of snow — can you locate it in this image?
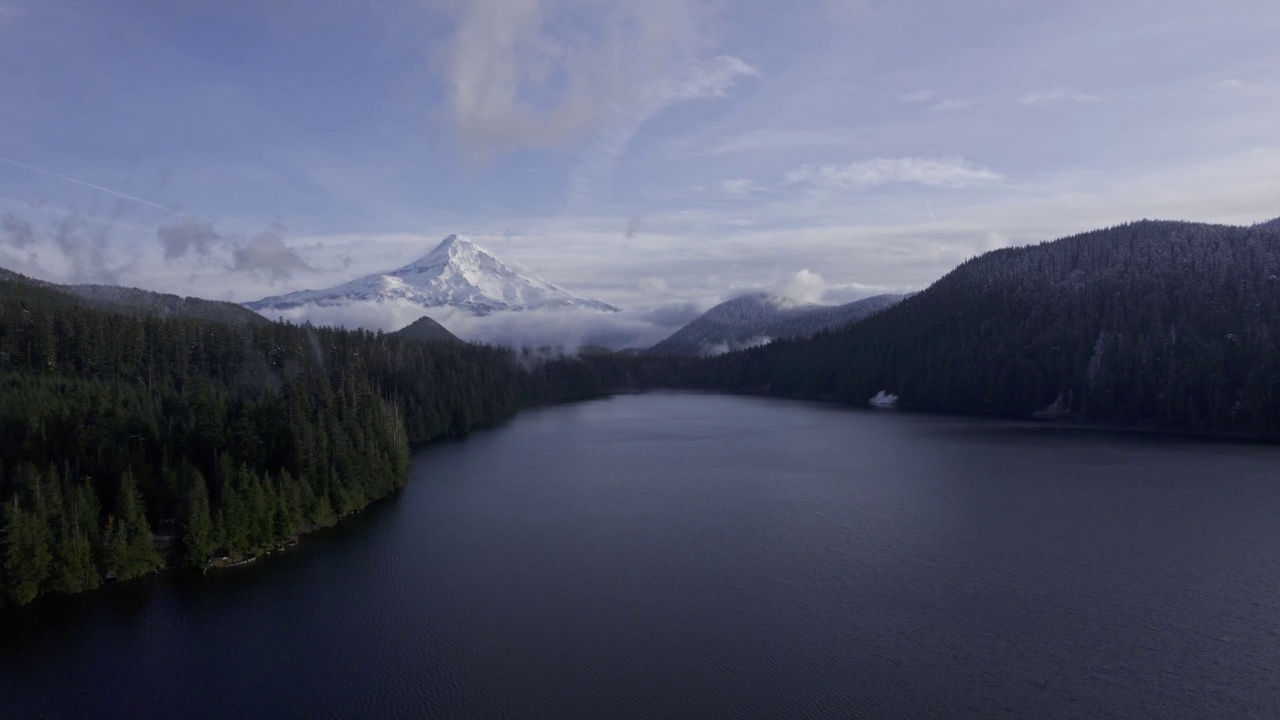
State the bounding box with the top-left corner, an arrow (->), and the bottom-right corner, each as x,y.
869,390 -> 899,409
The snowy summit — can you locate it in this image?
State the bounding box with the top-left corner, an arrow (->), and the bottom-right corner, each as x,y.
246,235 -> 619,316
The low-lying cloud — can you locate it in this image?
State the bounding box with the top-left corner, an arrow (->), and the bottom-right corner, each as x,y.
0,204 -> 129,284
0,213 -> 36,248
157,218 -> 220,260
231,223 -> 312,282
253,295 -> 718,352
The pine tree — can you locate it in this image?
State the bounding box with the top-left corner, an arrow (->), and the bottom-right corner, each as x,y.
2,495 -> 51,605
180,471 -> 213,569
106,470 -> 163,580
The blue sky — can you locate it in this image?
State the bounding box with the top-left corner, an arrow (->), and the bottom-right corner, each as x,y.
1,0 -> 1278,320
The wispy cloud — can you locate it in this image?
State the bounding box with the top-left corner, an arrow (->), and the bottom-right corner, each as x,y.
429,0 -> 735,167
781,157 -> 1002,195
566,55 -> 757,208
899,89 -> 936,104
1213,78 -> 1275,98
898,90 -> 973,112
1020,89 -> 1102,106
717,178 -> 766,197
930,98 -> 977,112
669,128 -> 857,157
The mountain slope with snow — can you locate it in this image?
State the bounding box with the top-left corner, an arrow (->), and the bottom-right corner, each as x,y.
246,235 -> 618,316
647,292 -> 905,356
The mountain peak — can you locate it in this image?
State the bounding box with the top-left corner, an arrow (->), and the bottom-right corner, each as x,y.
422,234 -> 486,262
433,233 -> 474,252
246,234 -> 619,317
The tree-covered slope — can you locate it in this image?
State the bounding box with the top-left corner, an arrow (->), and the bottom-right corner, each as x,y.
0,267 -> 266,326
701,220 -> 1280,435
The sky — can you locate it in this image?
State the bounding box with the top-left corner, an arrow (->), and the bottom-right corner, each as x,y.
0,0 -> 1278,340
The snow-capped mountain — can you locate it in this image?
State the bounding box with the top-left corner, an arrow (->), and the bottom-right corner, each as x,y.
246,235 -> 619,316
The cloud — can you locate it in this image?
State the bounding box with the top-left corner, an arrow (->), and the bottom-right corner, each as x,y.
157,218 -> 220,260
1020,90 -> 1102,106
48,208 -> 127,285
717,178 -> 765,197
636,276 -> 667,295
231,223 -> 311,281
566,54 -> 756,207
1213,78 -> 1275,98
772,268 -> 826,304
429,0 -> 736,166
1,212 -> 36,247
0,201 -> 133,285
671,129 -> 857,157
263,299 -> 688,352
781,157 -> 1002,195
701,335 -> 772,357
929,98 -> 976,112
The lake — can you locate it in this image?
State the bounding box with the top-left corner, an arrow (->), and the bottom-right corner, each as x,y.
3,392 -> 1280,719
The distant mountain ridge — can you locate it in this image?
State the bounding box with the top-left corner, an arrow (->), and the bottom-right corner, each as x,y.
647,292 -> 905,356
0,267 -> 267,326
246,235 -> 618,317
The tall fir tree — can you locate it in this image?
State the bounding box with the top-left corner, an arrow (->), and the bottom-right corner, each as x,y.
106,470 -> 163,580
180,471 -> 213,569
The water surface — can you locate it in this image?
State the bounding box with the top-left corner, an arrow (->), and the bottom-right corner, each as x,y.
4,393 -> 1280,719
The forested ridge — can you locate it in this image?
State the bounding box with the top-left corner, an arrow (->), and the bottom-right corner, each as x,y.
0,272 -> 677,606
695,219 -> 1280,435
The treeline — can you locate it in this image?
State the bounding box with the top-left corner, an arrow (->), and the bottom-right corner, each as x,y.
0,277 -> 678,606
692,220 -> 1280,435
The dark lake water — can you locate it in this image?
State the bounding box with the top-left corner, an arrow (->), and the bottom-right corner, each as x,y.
4,392 -> 1280,719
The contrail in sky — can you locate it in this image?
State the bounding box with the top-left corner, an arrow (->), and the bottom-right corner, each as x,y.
922,197 -> 937,223
0,155 -> 234,232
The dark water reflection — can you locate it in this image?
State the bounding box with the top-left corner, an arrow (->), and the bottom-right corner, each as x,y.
4,393 -> 1280,719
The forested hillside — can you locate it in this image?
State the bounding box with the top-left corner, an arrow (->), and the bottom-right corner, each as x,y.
0,273 -> 673,606
0,267 -> 267,326
697,220 -> 1280,436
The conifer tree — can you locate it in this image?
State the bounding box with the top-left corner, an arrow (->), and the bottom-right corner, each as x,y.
180,471 -> 213,569
2,495 -> 51,605
106,470 -> 163,580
